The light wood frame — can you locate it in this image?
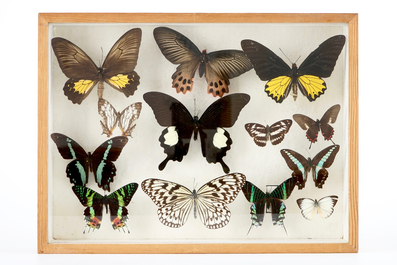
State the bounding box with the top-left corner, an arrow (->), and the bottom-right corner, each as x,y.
38,13 -> 358,254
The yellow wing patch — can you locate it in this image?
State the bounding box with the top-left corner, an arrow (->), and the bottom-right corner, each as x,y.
265,76 -> 291,102
108,74 -> 131,89
68,79 -> 96,94
298,75 -> 326,100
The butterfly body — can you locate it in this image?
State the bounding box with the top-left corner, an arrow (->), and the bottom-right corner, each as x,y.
245,119 -> 292,147
51,133 -> 128,191
241,35 -> 346,103
52,28 -> 142,104
297,195 -> 338,220
280,145 -> 340,189
72,183 -> 138,233
141,173 -> 246,229
144,92 -> 250,173
154,27 -> 253,97
242,177 -> 296,234
293,104 -> 340,148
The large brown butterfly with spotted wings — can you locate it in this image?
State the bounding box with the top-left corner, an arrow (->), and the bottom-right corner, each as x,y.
51,28 -> 142,104
153,27 -> 253,97
141,173 -> 246,229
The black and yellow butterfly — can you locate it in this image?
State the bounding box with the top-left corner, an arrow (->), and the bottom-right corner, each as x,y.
51,133 -> 128,192
241,35 -> 346,103
153,27 -> 253,97
72,183 -> 138,233
51,28 -> 142,104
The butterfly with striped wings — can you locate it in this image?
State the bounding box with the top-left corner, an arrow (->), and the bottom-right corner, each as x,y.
72,183 -> 138,233
143,92 -> 250,173
241,35 -> 346,103
242,177 -> 297,234
141,173 -> 246,229
293,104 -> 340,149
153,27 -> 253,97
297,195 -> 338,220
98,98 -> 142,137
52,28 -> 142,104
51,133 -> 128,192
245,119 -> 292,147
280,145 -> 340,189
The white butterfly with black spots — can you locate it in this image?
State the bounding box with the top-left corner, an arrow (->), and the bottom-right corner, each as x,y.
141,173 -> 246,229
98,98 -> 142,137
296,195 -> 338,220
245,119 -> 292,147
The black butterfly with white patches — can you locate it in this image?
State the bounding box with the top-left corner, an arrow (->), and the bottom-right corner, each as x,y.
72,182 -> 138,233
293,104 -> 340,149
242,177 -> 297,234
51,133 -> 128,192
141,173 -> 246,229
280,145 -> 340,189
297,195 -> 338,220
153,27 -> 253,97
98,98 -> 142,137
143,92 -> 250,173
245,119 -> 292,147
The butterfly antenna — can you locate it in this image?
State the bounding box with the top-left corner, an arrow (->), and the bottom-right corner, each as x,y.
279,48 -> 293,64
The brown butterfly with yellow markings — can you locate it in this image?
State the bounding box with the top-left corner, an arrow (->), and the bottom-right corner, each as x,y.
153,27 -> 253,97
52,28 -> 142,104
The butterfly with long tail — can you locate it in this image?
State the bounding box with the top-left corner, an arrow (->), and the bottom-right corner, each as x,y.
52,28 -> 142,104
143,92 -> 250,173
51,133 -> 128,192
245,119 -> 292,147
241,35 -> 346,103
293,104 -> 340,149
141,173 -> 246,229
153,27 -> 253,97
98,98 -> 142,137
280,145 -> 340,189
297,195 -> 338,220
242,177 -> 297,234
72,182 -> 138,233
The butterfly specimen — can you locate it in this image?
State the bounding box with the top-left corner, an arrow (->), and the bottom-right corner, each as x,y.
242,177 -> 297,234
297,195 -> 338,220
143,92 -> 250,173
245,119 -> 292,147
98,98 -> 142,137
51,133 -> 128,191
280,145 -> 340,189
241,35 -> 346,103
51,28 -> 142,104
141,173 -> 246,229
153,27 -> 253,97
293,104 -> 340,148
72,182 -> 138,233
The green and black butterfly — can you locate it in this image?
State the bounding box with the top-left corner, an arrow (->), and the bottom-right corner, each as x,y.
280,145 -> 340,189
241,35 -> 346,103
242,177 -> 297,234
153,27 -> 253,97
51,133 -> 128,192
72,183 -> 138,233
52,28 -> 142,104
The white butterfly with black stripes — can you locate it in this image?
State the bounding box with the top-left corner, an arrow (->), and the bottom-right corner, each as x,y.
141,173 -> 246,229
245,119 -> 292,147
98,98 -> 142,137
296,195 -> 338,220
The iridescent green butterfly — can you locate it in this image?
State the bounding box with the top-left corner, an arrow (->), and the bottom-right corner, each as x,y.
72,183 -> 138,233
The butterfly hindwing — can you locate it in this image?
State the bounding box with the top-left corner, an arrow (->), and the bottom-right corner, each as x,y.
297,195 -> 338,220
52,28 -> 142,104
144,92 -> 249,173
245,119 -> 292,147
154,27 -> 252,97
141,173 -> 246,229
241,35 -> 345,103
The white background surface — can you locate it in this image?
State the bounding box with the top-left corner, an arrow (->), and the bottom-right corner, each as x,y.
1,0 -> 395,264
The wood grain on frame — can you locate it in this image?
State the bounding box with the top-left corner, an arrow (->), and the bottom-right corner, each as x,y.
38,13 -> 358,254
